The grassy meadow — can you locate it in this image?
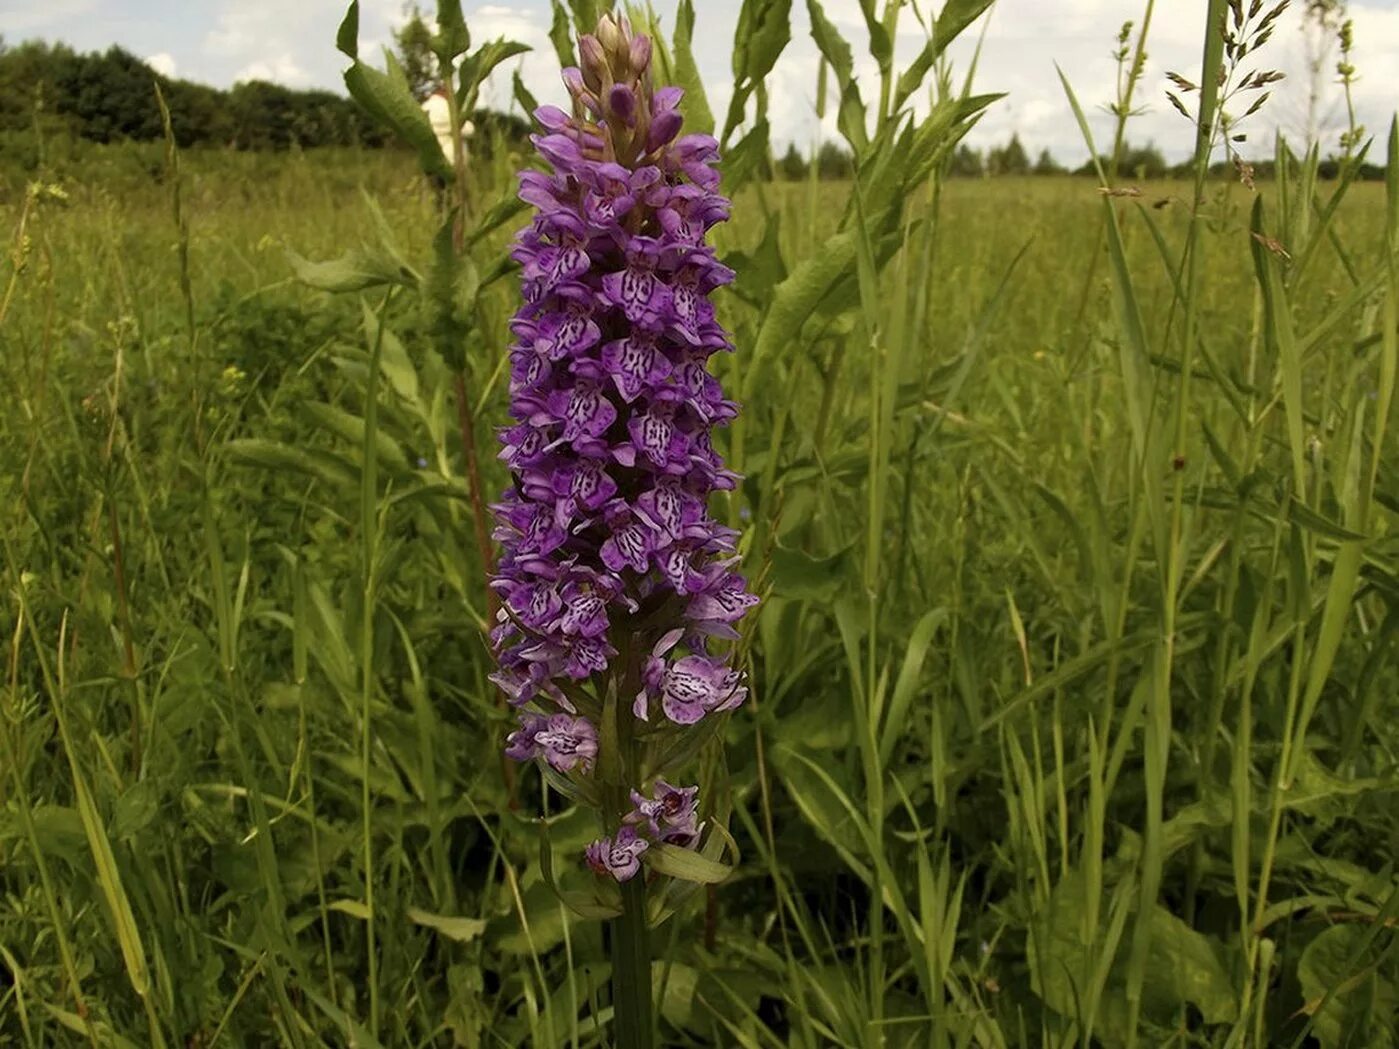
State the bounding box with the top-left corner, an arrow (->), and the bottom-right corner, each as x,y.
3,54 -> 1399,1049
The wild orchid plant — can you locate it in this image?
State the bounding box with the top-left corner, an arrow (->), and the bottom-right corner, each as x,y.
488,12 -> 754,1044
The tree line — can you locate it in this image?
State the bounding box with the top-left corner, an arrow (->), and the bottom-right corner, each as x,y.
0,39 -> 393,149
775,132 -> 1387,181
0,37 -> 530,154
2,35 -> 1384,183
771,134 -> 1175,181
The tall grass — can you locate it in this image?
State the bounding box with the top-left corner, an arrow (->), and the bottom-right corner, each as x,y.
2,1 -> 1398,1045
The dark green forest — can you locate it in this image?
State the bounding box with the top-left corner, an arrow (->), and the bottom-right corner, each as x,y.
0,36 -> 534,164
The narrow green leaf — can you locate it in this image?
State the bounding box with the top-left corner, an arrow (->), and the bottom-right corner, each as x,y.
671,0 -> 714,135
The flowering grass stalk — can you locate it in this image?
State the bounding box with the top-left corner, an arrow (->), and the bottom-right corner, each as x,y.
488,12 -> 755,1046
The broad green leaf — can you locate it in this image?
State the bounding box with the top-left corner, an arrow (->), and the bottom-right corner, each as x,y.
434,0 -> 470,61
286,246 -> 418,293
658,961 -> 701,1030
111,781 -> 159,841
744,225 -> 861,400
646,842 -> 733,884
769,543 -> 854,602
1029,872 -> 1237,1045
302,403 -> 409,469
1297,925 -> 1398,1049
344,59 -> 452,179
406,907 -> 487,942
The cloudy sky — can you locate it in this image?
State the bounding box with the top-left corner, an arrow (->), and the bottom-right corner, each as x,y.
4,0 -> 1398,163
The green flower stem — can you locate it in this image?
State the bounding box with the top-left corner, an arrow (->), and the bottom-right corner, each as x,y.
612,876 -> 654,1049
608,637 -> 653,1049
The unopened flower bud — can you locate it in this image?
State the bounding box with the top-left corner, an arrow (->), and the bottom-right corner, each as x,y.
578,34 -> 605,91
629,34 -> 652,76
596,13 -> 626,56
562,66 -> 588,100
608,84 -> 637,127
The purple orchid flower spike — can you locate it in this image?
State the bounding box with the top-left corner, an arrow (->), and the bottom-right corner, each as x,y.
488,18 -> 755,1040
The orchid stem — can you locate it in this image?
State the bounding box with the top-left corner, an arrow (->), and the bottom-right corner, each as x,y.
612,876 -> 653,1049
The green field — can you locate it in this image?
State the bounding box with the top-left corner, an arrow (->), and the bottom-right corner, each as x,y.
3,32 -> 1399,1049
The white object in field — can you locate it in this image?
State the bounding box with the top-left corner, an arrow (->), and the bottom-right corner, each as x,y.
421,90 -> 476,163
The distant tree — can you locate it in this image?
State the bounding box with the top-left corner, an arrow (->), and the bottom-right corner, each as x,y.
815,140 -> 854,180
947,143 -> 983,177
1033,147 -> 1064,175
987,133 -> 1029,175
395,4 -> 438,101
54,46 -> 166,142
1120,141 -> 1167,179
776,142 -> 807,180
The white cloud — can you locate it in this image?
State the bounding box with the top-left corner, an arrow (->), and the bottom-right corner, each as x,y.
235,55 -> 311,86
204,0 -> 401,88
146,51 -> 178,77
0,0 -> 95,34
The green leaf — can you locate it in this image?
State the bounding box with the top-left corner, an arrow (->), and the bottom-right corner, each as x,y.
806,0 -> 854,85
878,609 -> 945,765
1297,924 -> 1398,1049
744,0 -> 793,83
934,0 -> 996,49
434,0 -> 470,61
1287,497 -> 1368,541
645,842 -> 733,884
285,246 -> 418,293
769,543 -> 854,602
466,191 -> 528,248
721,120 -> 770,192
344,59 -> 452,179
1029,871 -> 1237,1044
336,1 -> 359,59
806,0 -> 868,150
112,781 -> 159,841
226,439 -> 358,490
744,221 -> 876,399
671,0 -> 714,135
458,40 -> 532,108
406,907 -> 486,943
549,0 -> 575,68
329,898 -> 373,920
512,69 -> 539,116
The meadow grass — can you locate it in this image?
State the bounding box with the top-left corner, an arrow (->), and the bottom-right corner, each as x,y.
2,98 -> 1398,1049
